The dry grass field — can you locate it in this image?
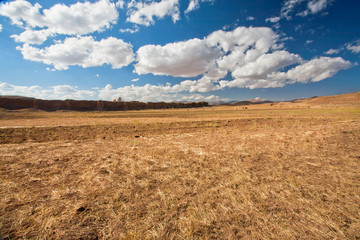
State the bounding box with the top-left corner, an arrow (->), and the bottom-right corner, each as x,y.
0,92 -> 359,239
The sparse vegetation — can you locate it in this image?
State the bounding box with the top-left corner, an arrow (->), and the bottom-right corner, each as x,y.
0,93 -> 359,239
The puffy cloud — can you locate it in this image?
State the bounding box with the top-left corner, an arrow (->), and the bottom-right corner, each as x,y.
206,27 -> 279,53
133,26 -> 351,91
0,0 -> 43,27
0,24 -> 2,32
231,51 -> 302,79
218,57 -> 351,89
280,57 -> 353,83
16,36 -> 135,70
126,0 -> 180,26
131,78 -> 140,82
0,0 -> 119,43
134,38 -> 219,77
246,16 -> 255,21
346,41 -> 360,54
206,27 -> 289,82
0,82 -> 95,100
11,29 -> 52,45
98,83 -> 224,102
171,78 -> 220,93
185,0 -> 214,14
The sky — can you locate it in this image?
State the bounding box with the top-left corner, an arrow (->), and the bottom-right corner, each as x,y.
0,0 -> 359,102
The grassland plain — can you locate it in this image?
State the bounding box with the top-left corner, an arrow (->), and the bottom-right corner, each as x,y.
0,94 -> 360,239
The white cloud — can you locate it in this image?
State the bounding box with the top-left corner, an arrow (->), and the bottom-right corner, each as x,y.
126,0 -> 180,26
133,26 -> 351,91
0,24 -> 2,32
275,0 -> 333,21
185,0 -> 214,14
16,36 -> 135,70
116,0 -> 126,9
231,51 -> 301,79
0,82 -> 95,100
324,48 -> 340,55
280,0 -> 306,19
307,0 -> 331,14
171,78 -> 221,93
119,26 -> 139,34
134,38 -> 219,77
346,41 -> 360,54
0,0 -> 119,43
46,67 -> 56,71
266,17 -> 280,23
246,16 -> 255,21
98,83 -> 224,102
206,27 -> 279,53
270,57 -> 353,83
131,78 -> 139,82
0,0 -> 43,27
11,29 -> 52,45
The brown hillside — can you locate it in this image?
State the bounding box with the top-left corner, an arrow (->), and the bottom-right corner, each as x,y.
294,91 -> 360,105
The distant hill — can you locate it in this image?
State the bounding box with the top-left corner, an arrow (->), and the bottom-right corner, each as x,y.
0,95 -> 36,100
209,92 -> 360,106
209,99 -> 273,106
291,92 -> 360,105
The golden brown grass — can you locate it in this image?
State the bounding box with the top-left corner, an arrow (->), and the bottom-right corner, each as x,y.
0,98 -> 359,239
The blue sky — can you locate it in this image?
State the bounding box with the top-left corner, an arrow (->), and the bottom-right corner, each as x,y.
0,0 -> 359,102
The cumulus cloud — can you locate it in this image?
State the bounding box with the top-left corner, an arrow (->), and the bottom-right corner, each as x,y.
231,51 -> 302,79
11,29 -> 52,45
0,24 -> 2,32
0,0 -> 43,27
218,57 -> 352,89
0,82 -> 95,100
206,27 -> 279,53
206,27 -> 290,82
98,56 -> 352,100
269,57 -> 353,83
133,26 -> 351,91
98,83 -> 224,102
134,38 -> 219,77
287,57 -> 352,82
0,0 -> 119,44
16,36 -> 135,70
131,78 -> 139,82
126,0 -> 180,26
185,0 -> 214,14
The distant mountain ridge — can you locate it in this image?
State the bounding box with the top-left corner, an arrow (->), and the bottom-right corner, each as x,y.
209,91 -> 360,106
